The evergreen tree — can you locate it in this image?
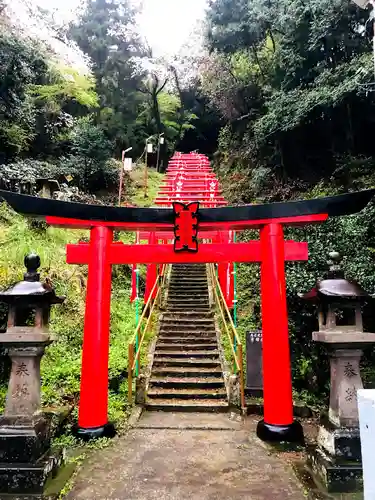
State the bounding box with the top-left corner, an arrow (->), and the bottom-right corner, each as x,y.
70,0 -> 146,155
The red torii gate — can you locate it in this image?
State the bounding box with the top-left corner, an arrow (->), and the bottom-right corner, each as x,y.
54,212 -> 321,443
0,154 -> 373,443
53,152 -> 320,443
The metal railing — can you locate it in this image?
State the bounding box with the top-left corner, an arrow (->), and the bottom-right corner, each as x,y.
128,265 -> 170,403
207,263 -> 246,410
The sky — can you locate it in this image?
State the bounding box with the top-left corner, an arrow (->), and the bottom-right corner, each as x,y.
138,0 -> 208,56
34,0 -> 208,57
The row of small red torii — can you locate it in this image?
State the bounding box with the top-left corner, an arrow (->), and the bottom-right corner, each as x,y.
135,152 -> 234,308
46,151 -> 326,441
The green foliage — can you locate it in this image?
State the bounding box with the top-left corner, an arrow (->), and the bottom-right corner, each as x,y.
63,116 -> 116,192
1,159 -> 57,185
205,0 -> 375,405
0,0 -> 201,168
30,65 -> 99,109
0,30 -> 47,160
0,24 -> 101,163
205,0 -> 375,183
130,166 -> 165,207
70,0 -> 146,156
0,203 -> 142,422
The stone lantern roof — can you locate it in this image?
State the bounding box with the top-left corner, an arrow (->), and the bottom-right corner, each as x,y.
0,253 -> 65,306
299,251 -> 370,302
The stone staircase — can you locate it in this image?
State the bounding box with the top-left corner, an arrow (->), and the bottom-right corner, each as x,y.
146,264 -> 228,412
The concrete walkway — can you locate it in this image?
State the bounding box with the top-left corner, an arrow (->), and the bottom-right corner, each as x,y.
66,412 -> 305,500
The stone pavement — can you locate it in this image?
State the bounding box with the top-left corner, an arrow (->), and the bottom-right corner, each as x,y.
66,412 -> 305,500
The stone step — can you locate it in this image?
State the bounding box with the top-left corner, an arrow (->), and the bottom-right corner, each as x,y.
171,278 -> 207,281
168,296 -> 209,301
172,267 -> 206,276
172,272 -> 207,274
168,291 -> 209,296
169,278 -> 207,281
158,334 -> 217,342
158,336 -> 217,343
153,357 -> 221,368
168,293 -> 209,298
169,280 -> 207,284
159,335 -> 216,341
167,299 -> 210,304
172,265 -> 206,268
169,286 -> 208,290
162,310 -> 214,316
146,399 -> 228,413
167,308 -> 211,313
167,297 -> 209,303
160,321 -> 215,327
156,343 -> 217,351
151,366 -> 223,377
147,388 -> 227,400
170,276 -> 207,281
167,292 -> 209,297
167,304 -> 211,308
163,311 -> 213,324
170,278 -> 207,282
159,326 -> 216,334
167,302 -> 209,308
168,300 -> 210,304
154,350 -> 219,359
167,301 -> 210,306
160,319 -> 215,325
169,283 -> 208,292
149,377 -> 225,388
172,266 -> 206,270
171,277 -> 207,281
171,267 -> 206,272
167,310 -> 211,314
172,264 -> 206,267
162,319 -> 214,324
162,312 -> 213,318
160,322 -> 215,328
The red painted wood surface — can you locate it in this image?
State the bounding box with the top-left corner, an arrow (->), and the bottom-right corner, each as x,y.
46,213 -> 328,231
59,150 -> 330,434
78,226 -> 113,429
260,223 -> 294,426
67,241 -> 308,265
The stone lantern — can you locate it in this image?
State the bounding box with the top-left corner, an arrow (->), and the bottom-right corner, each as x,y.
300,251 -> 375,493
0,253 -> 65,497
35,178 -> 60,199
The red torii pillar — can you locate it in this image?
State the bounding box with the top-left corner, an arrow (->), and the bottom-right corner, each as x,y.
215,231 -> 234,309
76,225 -> 115,438
257,222 -> 302,442
144,232 -> 158,303
130,232 -> 140,303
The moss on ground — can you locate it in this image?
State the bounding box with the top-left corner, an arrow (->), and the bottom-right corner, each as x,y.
130,165 -> 164,207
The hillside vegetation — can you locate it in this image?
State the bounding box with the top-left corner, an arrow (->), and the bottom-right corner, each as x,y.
2,0 -> 375,412
202,0 -> 375,407
0,168 -> 164,422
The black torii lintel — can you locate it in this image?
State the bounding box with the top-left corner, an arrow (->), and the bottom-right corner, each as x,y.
0,189 -> 374,227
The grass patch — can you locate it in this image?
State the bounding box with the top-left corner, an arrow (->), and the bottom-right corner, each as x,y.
130,165 -> 164,207
0,202 -> 145,424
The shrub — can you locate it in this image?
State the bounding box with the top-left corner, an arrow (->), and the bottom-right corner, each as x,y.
0,160 -> 56,189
